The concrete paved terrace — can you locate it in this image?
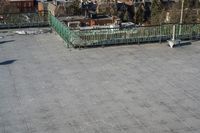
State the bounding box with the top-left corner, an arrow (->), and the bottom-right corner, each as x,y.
1,30 -> 200,133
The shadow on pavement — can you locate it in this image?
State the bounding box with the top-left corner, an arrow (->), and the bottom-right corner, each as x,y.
0,40 -> 15,44
0,60 -> 17,65
173,41 -> 192,48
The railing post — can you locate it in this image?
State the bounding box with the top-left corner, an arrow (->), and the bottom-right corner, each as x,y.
179,0 -> 184,36
172,25 -> 176,41
159,24 -> 162,43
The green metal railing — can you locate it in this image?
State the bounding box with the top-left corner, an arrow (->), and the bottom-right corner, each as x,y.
48,13 -> 200,48
48,13 -> 83,48
75,24 -> 200,47
0,12 -> 49,29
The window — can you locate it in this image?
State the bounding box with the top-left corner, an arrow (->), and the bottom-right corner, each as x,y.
29,2 -> 32,7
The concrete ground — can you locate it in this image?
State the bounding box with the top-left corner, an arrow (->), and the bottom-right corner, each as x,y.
1,31 -> 200,133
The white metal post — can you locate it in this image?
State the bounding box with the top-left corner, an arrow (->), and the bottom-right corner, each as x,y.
179,0 -> 184,35
172,25 -> 175,40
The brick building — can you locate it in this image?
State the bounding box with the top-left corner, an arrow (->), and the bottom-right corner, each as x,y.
7,0 -> 35,12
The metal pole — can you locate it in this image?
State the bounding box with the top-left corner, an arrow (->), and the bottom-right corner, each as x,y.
179,0 -> 184,35
172,25 -> 175,40
159,23 -> 162,43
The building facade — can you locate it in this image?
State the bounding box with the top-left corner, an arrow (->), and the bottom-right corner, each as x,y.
7,0 -> 35,13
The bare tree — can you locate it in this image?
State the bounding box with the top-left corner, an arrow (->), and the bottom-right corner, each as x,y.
169,1 -> 199,24
150,0 -> 165,25
150,0 -> 200,25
